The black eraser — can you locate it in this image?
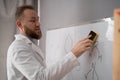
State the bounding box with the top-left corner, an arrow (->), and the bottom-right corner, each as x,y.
88,31 -> 98,42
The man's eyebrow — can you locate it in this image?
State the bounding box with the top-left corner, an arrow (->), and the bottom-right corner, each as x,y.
30,17 -> 39,19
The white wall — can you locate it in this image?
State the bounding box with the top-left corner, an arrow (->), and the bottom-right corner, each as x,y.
40,0 -> 120,52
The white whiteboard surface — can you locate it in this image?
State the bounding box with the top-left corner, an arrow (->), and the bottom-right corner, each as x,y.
46,21 -> 113,80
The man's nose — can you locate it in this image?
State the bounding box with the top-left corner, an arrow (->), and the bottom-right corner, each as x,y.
36,21 -> 40,27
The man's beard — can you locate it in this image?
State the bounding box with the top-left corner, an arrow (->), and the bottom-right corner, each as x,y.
24,26 -> 42,39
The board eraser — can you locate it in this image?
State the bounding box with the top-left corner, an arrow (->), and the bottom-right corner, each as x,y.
88,31 -> 98,43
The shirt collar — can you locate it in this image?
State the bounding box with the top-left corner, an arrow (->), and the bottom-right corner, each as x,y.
15,34 -> 39,46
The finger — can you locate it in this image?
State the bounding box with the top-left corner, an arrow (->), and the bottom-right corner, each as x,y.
81,35 -> 92,42
82,39 -> 93,44
88,34 -> 92,38
85,42 -> 92,47
85,46 -> 91,51
83,40 -> 93,49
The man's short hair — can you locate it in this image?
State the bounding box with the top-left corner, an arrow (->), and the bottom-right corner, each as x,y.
15,5 -> 35,21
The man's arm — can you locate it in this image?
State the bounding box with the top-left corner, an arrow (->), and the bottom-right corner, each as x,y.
12,36 -> 92,80
12,44 -> 79,80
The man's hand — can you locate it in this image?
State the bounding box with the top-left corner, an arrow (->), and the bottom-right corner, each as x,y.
71,35 -> 93,58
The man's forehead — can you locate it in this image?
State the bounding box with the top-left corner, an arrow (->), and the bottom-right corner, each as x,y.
23,9 -> 38,18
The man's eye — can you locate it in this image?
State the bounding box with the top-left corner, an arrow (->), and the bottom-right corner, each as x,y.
29,20 -> 35,22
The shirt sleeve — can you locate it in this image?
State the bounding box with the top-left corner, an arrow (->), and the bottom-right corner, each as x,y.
12,44 -> 79,80
47,51 -> 80,80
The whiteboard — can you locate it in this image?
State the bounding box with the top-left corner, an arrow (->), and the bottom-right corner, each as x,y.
46,21 -> 113,80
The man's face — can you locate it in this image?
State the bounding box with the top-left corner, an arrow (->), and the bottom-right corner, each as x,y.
21,9 -> 42,39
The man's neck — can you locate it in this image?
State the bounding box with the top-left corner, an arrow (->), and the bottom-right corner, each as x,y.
29,37 -> 39,46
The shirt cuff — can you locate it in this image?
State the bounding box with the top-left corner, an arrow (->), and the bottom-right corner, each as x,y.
65,51 -> 80,67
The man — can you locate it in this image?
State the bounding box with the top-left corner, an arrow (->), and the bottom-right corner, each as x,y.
7,5 -> 92,80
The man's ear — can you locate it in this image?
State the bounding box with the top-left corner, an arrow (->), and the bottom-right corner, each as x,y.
16,20 -> 22,28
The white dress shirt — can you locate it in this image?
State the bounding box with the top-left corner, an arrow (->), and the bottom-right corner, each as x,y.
7,34 -> 79,80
